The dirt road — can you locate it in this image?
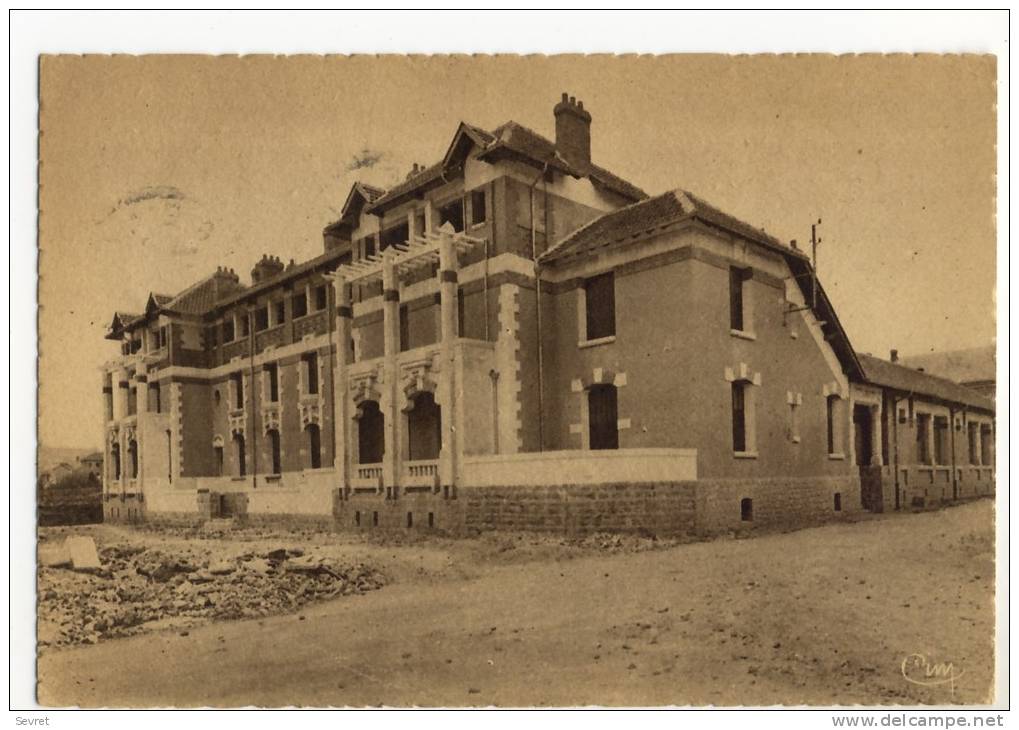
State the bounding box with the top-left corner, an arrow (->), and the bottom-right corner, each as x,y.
37,500 -> 995,707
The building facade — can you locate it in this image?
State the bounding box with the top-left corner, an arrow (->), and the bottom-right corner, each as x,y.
100,94 -> 995,534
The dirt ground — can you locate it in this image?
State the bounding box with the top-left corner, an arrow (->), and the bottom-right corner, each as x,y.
36,499 -> 996,707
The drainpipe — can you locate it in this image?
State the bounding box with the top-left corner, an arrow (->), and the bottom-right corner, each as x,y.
529,156 -> 554,451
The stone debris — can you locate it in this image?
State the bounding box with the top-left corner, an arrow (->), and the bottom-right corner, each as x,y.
37,542 -> 386,649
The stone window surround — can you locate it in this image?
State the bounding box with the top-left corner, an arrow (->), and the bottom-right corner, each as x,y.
822,381 -> 848,460
724,362 -> 761,458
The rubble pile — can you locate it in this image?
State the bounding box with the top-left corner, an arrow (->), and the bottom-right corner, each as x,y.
37,542 -> 386,648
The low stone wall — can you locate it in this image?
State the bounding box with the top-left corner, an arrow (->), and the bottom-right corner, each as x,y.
693,475 -> 861,533
334,489 -> 464,532
462,483 -> 698,535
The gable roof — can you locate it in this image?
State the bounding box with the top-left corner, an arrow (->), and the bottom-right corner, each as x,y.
857,353 -> 994,412
365,119 -> 647,214
898,345 -> 995,386
540,189 -> 805,266
538,188 -> 865,381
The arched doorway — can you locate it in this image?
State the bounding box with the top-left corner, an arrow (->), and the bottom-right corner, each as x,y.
407,392 -> 441,461
357,400 -> 384,464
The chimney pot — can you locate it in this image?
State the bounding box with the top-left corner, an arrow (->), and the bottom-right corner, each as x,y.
554,92 -> 593,171
890,349 -> 899,363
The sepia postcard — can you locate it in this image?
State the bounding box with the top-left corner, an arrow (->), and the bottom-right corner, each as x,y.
32,47 -> 999,711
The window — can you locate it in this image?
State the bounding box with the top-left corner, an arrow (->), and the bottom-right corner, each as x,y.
980,425 -> 992,466
407,392 -> 442,461
826,395 -> 842,455
240,314 -> 250,337
584,272 -> 616,341
380,222 -> 409,251
315,285 -> 328,311
358,401 -> 385,464
933,416 -> 949,465
729,267 -> 750,331
302,352 -> 319,395
158,326 -> 168,349
128,439 -> 139,479
471,189 -> 486,225
306,423 -> 322,469
399,305 -> 410,352
588,384 -> 619,450
740,498 -> 753,522
292,291 -> 308,319
438,198 -> 465,232
266,363 -> 279,402
406,512 -> 413,528
127,385 -> 137,416
363,235 -> 377,259
254,306 -> 269,332
274,300 -> 286,326
268,430 -> 281,475
968,422 -> 979,464
834,493 -> 843,512
233,434 -> 246,477
916,414 -> 931,465
214,445 -> 224,477
231,372 -> 244,410
733,382 -> 748,452
111,443 -> 121,481
150,383 -> 162,414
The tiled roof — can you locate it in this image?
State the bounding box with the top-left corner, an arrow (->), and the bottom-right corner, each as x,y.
212,246 -> 350,312
162,272 -> 244,316
481,121 -> 648,202
857,353 -> 994,412
356,182 -> 386,203
151,294 -> 173,306
898,346 -> 995,386
366,119 -> 647,212
540,189 -> 803,265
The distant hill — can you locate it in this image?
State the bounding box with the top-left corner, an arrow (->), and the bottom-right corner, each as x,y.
38,446 -> 99,476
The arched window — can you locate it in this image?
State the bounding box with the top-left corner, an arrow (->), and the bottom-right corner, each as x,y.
268,429 -> 282,475
306,423 -> 322,470
407,392 -> 441,460
233,433 -> 246,477
128,439 -> 139,479
358,400 -> 384,464
588,384 -> 619,451
111,443 -> 121,481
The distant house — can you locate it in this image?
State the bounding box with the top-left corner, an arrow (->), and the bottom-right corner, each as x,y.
898,345 -> 995,400
78,452 -> 104,482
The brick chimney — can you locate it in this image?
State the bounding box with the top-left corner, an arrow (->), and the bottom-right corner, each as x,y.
251,255 -> 284,284
890,349 -> 899,363
554,92 -> 592,172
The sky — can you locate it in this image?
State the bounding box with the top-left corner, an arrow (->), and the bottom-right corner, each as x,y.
38,54 -> 997,449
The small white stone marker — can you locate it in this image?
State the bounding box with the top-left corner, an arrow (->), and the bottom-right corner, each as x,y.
66,536 -> 101,571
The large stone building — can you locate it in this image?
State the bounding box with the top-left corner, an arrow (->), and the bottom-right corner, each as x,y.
100,94 -> 995,533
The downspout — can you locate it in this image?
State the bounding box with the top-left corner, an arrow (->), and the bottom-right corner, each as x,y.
530,157 -> 554,451
327,276 -> 337,469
